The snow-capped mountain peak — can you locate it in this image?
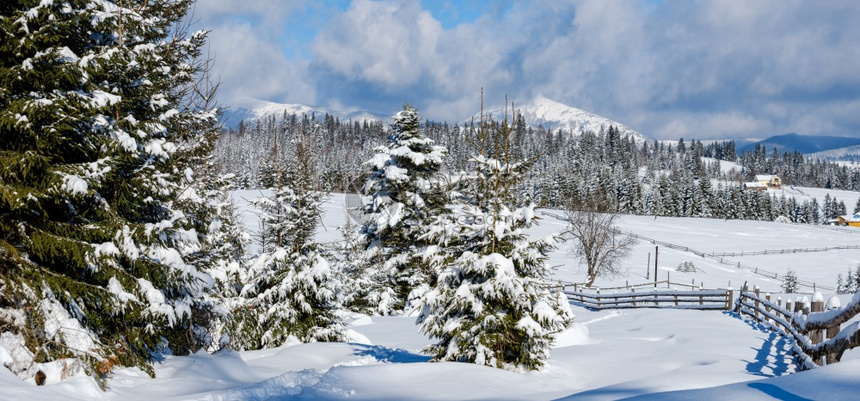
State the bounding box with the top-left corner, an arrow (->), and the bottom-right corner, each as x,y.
471,96 -> 648,143
222,97 -> 389,128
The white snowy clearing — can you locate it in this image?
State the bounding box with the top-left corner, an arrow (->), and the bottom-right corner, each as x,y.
4,188 -> 860,400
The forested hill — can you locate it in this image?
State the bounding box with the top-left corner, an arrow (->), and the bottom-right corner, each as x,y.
739,133 -> 860,154
215,111 -> 860,224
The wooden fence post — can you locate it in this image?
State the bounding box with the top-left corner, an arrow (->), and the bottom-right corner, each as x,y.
765,293 -> 772,324
725,288 -> 733,311
631,287 -> 637,307
557,280 -> 564,306
735,282 -> 748,314
826,324 -> 839,364
776,297 -> 784,324
826,297 -> 841,365
654,246 -> 658,288
811,293 -> 824,366
754,287 -> 761,320
646,253 -> 650,280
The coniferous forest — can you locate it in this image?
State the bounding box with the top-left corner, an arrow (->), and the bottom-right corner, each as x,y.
215,113 -> 859,224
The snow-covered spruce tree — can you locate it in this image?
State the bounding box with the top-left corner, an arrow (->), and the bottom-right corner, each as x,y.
0,0 -> 222,379
853,264 -> 860,294
176,162 -> 251,351
782,269 -> 799,293
353,104 -> 448,315
844,268 -> 856,294
418,99 -> 573,371
229,126 -> 344,350
836,274 -> 847,295
161,44 -> 250,352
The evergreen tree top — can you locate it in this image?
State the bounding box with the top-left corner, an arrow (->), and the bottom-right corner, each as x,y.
390,105 -> 420,138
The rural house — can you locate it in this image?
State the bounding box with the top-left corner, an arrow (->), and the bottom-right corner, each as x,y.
836,214 -> 860,227
744,181 -> 767,191
755,174 -> 781,189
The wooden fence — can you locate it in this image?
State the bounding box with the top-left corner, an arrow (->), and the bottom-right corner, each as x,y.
709,245 -> 860,257
735,283 -> 860,369
562,283 -> 733,311
627,233 -> 835,292
540,210 -> 849,293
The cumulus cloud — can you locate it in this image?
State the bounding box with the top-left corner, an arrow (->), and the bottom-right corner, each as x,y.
196,0 -> 860,139
192,0 -> 305,30
312,0 -> 442,87
191,0 -> 318,107
206,23 -> 316,105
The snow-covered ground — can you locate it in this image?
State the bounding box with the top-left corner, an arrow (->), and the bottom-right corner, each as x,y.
4,188 -> 860,400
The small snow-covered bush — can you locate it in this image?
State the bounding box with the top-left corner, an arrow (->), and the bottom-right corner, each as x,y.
774,215 -> 792,224
676,260 -> 696,273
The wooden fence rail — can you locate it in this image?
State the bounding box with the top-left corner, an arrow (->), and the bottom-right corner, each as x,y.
563,287 -> 733,311
735,283 -> 860,369
556,279 -> 705,292
709,245 -> 860,257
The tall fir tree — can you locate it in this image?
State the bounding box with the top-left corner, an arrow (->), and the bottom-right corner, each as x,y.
418,98 -> 573,371
354,104 -> 448,315
178,164 -> 251,351
229,124 -> 344,350
0,0 -> 222,379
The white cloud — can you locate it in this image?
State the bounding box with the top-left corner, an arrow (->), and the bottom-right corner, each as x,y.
192,0 -> 304,30
194,0 -> 860,138
192,0 -> 318,105
206,22 -> 316,105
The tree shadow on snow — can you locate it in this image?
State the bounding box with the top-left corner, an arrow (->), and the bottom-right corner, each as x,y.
736,316 -> 795,377
746,382 -> 813,401
348,344 -> 432,364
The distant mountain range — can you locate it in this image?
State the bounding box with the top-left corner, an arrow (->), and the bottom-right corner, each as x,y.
221,96 -> 648,142
220,98 -> 860,161
738,133 -> 860,156
221,97 -> 389,128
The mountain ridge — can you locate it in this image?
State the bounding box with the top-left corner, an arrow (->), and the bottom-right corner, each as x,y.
738,133 -> 860,155
220,97 -> 649,143
471,96 -> 648,143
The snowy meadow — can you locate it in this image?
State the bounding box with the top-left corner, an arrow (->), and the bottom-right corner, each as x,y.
5,188 -> 860,400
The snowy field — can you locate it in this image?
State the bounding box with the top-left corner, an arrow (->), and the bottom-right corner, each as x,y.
4,188 -> 860,400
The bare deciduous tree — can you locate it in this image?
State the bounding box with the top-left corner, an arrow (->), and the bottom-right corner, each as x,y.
565,205 -> 637,286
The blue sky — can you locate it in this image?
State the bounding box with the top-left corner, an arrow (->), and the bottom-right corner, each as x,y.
194,0 -> 860,140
